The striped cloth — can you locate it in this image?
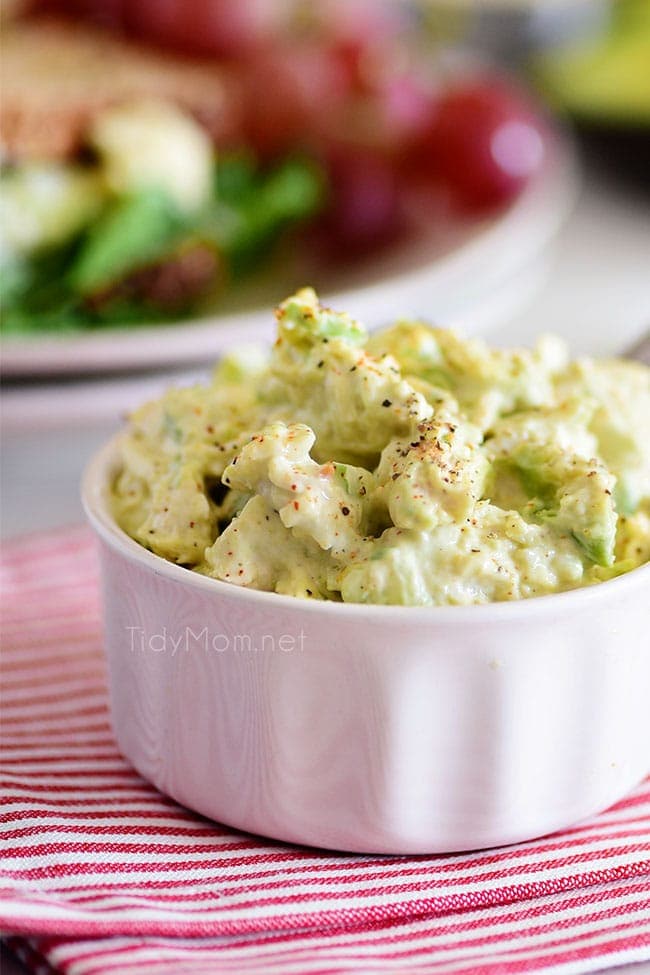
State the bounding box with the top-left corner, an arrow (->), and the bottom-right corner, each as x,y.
1,527 -> 649,975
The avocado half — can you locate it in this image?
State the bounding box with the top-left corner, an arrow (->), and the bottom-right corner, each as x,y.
534,0 -> 650,127
534,0 -> 650,184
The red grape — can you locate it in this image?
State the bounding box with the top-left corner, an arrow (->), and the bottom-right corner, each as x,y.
124,0 -> 292,58
318,150 -> 404,256
318,0 -> 405,50
243,43 -> 349,158
319,40 -> 436,158
365,72 -> 435,153
409,78 -> 547,210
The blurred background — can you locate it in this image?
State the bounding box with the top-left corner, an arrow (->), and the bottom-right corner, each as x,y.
1,0 -> 649,537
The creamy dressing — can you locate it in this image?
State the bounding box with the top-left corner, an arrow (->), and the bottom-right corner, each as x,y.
112,288 -> 650,605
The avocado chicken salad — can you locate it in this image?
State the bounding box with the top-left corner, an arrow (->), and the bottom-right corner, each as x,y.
112,289 -> 650,606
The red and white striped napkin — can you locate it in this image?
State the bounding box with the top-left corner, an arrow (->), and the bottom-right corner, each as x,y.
1,527 -> 649,975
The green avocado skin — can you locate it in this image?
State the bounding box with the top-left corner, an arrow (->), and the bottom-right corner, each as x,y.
534,0 -> 650,126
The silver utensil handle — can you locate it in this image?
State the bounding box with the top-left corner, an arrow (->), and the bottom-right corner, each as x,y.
625,331 -> 650,366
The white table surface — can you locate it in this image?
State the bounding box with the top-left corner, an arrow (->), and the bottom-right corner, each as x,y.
489,162 -> 650,355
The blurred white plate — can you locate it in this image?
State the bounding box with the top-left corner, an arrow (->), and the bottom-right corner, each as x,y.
0,131 -> 578,379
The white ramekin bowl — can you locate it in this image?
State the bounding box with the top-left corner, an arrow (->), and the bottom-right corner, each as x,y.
83,439 -> 650,854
